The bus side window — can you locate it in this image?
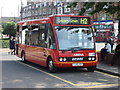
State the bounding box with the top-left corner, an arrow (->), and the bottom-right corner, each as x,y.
38,24 -> 48,48
31,24 -> 39,46
25,25 -> 31,45
18,26 -> 22,44
21,26 -> 28,45
47,24 -> 56,49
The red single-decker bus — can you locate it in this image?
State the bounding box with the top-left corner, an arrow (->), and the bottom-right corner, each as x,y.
16,15 -> 98,72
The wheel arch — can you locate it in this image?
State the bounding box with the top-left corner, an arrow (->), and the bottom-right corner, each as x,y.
21,50 -> 25,58
46,55 -> 53,67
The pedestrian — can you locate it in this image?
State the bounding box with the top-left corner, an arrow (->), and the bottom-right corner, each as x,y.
109,37 -> 114,51
117,31 -> 120,40
108,40 -> 120,66
100,41 -> 111,61
8,36 -> 16,55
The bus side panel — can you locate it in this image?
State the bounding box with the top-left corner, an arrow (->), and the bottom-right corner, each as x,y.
25,46 -> 48,67
25,45 -> 38,63
17,44 -> 26,58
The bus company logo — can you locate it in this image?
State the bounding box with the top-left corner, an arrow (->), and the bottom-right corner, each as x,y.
73,53 -> 84,56
72,57 -> 83,61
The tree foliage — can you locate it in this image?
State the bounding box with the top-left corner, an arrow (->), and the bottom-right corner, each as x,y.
2,22 -> 16,37
0,24 -> 3,33
67,2 -> 120,18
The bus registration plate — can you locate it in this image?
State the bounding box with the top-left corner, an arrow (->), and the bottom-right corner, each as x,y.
72,63 -> 83,66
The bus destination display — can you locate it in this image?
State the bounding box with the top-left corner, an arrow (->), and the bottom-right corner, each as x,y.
54,17 -> 91,25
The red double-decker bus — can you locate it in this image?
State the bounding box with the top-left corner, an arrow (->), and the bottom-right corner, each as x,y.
16,15 -> 98,72
93,20 -> 115,42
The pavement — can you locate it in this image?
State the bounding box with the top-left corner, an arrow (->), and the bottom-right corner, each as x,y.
96,62 -> 120,77
0,48 -> 120,77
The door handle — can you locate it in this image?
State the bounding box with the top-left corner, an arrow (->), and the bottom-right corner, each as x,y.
43,52 -> 46,56
43,48 -> 46,56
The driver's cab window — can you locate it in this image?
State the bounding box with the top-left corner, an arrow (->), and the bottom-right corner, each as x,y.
47,24 -> 56,49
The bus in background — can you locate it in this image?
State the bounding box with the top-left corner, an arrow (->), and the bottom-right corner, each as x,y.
16,15 -> 98,72
93,20 -> 115,42
114,20 -> 119,41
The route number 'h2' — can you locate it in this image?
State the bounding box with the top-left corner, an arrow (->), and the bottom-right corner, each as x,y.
80,18 -> 88,24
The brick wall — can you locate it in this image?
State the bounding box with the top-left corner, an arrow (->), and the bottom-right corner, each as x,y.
97,52 -> 120,65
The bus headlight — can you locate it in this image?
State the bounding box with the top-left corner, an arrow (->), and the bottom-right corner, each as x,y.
88,57 -> 92,60
59,58 -> 67,61
59,58 -> 63,61
63,58 -> 67,61
92,57 -> 95,60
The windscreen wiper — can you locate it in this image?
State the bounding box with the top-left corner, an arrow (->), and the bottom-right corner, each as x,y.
61,49 -> 71,53
61,47 -> 91,53
61,48 -> 76,53
69,47 -> 82,53
80,48 -> 94,50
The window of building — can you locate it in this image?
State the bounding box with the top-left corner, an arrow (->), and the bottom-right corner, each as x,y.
44,2 -> 47,7
54,2 -> 57,6
64,5 -> 70,13
39,10 -> 41,15
74,5 -> 79,10
43,9 -> 46,14
28,6 -> 31,10
57,7 -> 63,14
35,10 -> 38,15
49,8 -> 51,14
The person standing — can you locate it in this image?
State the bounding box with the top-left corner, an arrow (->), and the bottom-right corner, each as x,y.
117,31 -> 120,40
108,40 -> 120,66
100,41 -> 111,61
105,40 -> 111,53
9,36 -> 16,55
109,37 -> 114,51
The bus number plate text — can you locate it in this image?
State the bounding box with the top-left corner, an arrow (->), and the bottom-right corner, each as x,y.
72,63 -> 83,66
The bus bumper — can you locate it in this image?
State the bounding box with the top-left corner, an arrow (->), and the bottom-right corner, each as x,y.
53,61 -> 98,68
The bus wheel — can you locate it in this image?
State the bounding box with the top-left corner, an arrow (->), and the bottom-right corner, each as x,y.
48,58 -> 57,73
21,52 -> 26,63
87,66 -> 96,72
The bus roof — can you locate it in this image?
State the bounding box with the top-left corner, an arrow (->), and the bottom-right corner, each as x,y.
17,17 -> 50,26
17,15 -> 91,26
48,14 -> 91,18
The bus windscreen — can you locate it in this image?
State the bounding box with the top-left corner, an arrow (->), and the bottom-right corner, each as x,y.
54,17 -> 91,25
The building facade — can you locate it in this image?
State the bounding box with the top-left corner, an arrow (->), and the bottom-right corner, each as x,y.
20,2 -> 89,21
20,1 -> 118,21
1,17 -> 20,22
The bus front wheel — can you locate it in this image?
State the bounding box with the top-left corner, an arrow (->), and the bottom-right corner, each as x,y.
48,58 -> 57,73
21,52 -> 26,63
87,66 -> 96,72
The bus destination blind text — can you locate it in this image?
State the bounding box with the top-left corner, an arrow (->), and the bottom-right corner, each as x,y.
54,17 -> 91,25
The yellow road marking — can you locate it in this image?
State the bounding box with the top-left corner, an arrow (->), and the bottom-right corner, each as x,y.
95,71 -> 120,79
76,82 -> 102,85
17,61 -> 76,86
16,60 -> 119,88
86,84 -> 119,88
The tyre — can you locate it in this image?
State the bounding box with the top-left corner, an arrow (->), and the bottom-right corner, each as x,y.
87,66 -> 96,72
48,58 -> 57,73
21,52 -> 26,63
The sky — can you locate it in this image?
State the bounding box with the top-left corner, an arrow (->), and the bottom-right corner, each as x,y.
0,0 -> 27,17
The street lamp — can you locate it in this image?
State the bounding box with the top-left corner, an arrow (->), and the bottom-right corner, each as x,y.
1,7 -> 3,17
1,7 -> 3,21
